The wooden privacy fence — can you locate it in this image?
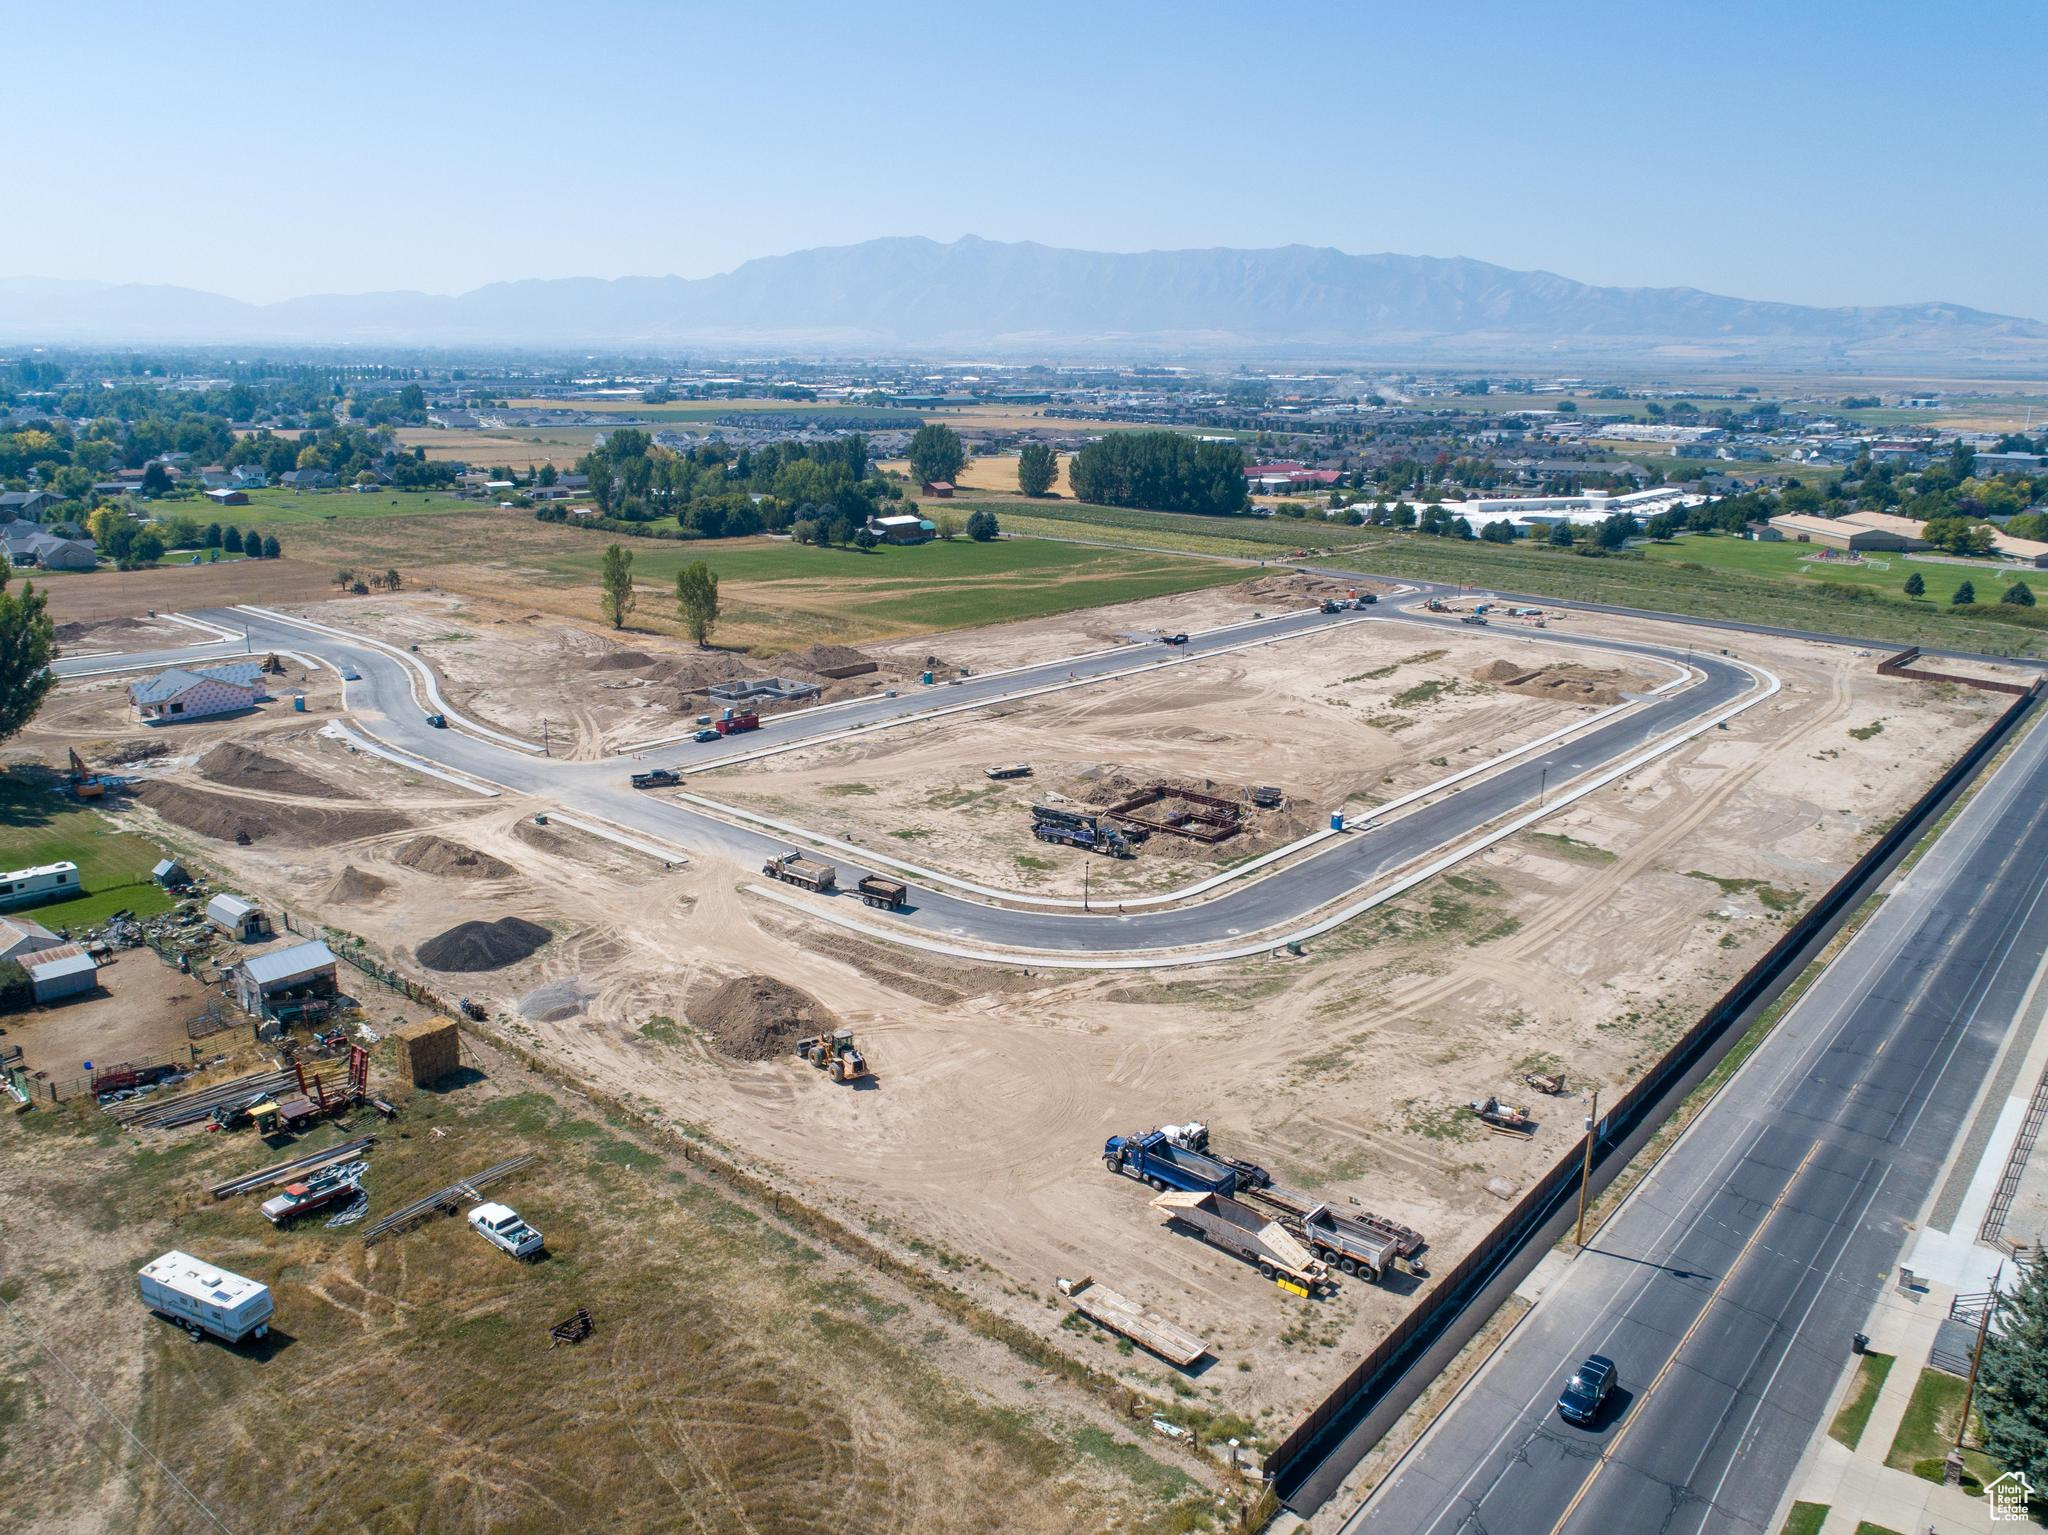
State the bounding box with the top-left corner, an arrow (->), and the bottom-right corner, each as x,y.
1878,646 -> 2032,696
1264,677 -> 2044,1504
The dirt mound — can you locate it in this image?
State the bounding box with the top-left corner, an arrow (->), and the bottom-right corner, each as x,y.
589,648 -> 657,673
779,643 -> 877,678
1474,659 -> 1530,683
99,739 -> 170,767
1239,572 -> 1352,603
393,835 -> 513,880
200,742 -> 353,800
416,916 -> 552,972
661,652 -> 756,698
326,865 -> 390,904
138,781 -> 407,847
692,975 -> 837,1061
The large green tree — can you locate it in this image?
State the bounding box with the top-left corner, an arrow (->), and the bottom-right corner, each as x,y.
598,543 -> 636,629
1066,430 -> 1247,517
1017,443 -> 1058,497
0,559 -> 57,745
1980,1262 -> 2048,1488
907,423 -> 965,488
675,561 -> 720,647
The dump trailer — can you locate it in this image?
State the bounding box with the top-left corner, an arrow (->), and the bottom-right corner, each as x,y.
1297,1204 -> 1400,1281
1104,1130 -> 1237,1196
1159,1122 -> 1271,1189
762,850 -> 836,893
138,1251 -> 273,1343
714,710 -> 761,735
1244,1183 -> 1427,1261
629,767 -> 680,789
1150,1189 -> 1330,1292
856,875 -> 908,910
1057,1276 -> 1209,1367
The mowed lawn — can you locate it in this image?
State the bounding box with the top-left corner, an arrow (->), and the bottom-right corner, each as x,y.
542,534 -> 1254,637
0,770 -> 176,931
1645,532 -> 2047,611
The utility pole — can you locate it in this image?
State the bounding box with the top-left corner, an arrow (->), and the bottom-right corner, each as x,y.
1957,1261 -> 2002,1455
541,718 -> 551,758
1083,859 -> 1090,913
1574,1088 -> 1600,1247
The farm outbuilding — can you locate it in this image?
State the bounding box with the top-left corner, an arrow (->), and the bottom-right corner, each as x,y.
205,894 -> 267,941
152,858 -> 190,889
25,944 -> 99,1003
392,1016 -> 462,1086
0,914 -> 62,964
231,939 -> 339,1020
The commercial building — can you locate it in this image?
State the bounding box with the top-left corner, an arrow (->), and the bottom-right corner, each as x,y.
1767,513 -> 1918,552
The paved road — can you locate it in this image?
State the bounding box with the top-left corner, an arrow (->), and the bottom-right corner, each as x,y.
103,602 -> 1758,959
1346,692 -> 2048,1534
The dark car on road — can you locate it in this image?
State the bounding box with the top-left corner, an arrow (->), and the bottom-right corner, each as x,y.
1557,1354 -> 1617,1426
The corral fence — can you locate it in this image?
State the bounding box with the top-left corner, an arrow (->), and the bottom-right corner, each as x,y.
1878,646 -> 2032,696
39,1050 -> 196,1105
1265,677 -> 2045,1507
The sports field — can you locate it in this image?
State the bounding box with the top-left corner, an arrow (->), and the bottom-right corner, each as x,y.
1644,531 -> 2044,608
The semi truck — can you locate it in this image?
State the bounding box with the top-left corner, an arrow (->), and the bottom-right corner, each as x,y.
138,1251 -> 273,1343
1158,1122 -> 1272,1189
1031,805 -> 1132,857
856,875 -> 908,910
1103,1129 -> 1238,1196
629,767 -> 680,789
1150,1190 -> 1331,1293
762,850 -> 836,893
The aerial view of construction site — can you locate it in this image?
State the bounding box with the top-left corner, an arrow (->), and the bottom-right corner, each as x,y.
11,10 -> 2048,1535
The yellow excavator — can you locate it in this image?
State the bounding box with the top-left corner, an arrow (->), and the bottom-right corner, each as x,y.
68,748 -> 105,799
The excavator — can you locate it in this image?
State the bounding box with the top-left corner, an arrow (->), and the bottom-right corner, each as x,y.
67,748 -> 105,799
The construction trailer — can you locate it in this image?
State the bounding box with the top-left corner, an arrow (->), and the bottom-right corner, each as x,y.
1150,1189 -> 1332,1293
856,875 -> 908,910
138,1251 -> 273,1343
1103,1130 -> 1238,1196
1057,1277 -> 1209,1367
761,850 -> 836,893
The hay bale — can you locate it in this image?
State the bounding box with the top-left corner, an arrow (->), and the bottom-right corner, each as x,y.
392,1016 -> 462,1087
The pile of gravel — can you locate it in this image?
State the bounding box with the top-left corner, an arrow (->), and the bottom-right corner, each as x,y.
416,916 -> 552,973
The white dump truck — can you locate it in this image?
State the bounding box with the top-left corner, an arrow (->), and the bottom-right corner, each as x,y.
138,1250 -> 273,1343
469,1202 -> 544,1259
1150,1189 -> 1331,1293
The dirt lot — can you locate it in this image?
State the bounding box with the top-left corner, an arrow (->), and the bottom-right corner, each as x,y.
0,1027 -> 1216,1535
33,559 -> 339,628
18,580 -> 2004,1450
1,951 -> 216,1088
695,617 -> 1653,897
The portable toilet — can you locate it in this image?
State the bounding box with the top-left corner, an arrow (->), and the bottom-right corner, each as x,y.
1330,811 -> 1345,831
292,693 -> 306,712
921,670 -> 935,685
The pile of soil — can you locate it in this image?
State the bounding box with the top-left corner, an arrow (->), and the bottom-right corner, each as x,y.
692,975 -> 837,1061
1474,659 -> 1531,683
393,835 -> 513,880
326,865 -> 390,904
779,643 -> 878,678
416,916 -> 552,972
138,781 -> 407,847
200,743 -> 353,800
588,648 -> 657,673
99,739 -> 170,766
661,652 -> 757,700
1473,661 -> 1629,707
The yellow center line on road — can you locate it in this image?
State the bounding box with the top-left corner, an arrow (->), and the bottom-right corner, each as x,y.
1544,1139 -> 1822,1535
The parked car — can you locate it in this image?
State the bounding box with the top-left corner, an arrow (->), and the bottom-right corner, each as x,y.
693,728 -> 720,743
468,1202 -> 544,1259
1557,1354 -> 1617,1426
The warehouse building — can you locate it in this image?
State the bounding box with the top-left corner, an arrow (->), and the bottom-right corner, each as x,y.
1766,513 -> 1918,552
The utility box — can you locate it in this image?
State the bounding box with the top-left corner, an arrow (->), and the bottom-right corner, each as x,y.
392,1016 -> 461,1087
138,1251 -> 273,1343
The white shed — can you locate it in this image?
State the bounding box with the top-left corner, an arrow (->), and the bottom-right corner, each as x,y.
205,894 -> 266,942
24,944 -> 98,1002
137,1251 -> 273,1343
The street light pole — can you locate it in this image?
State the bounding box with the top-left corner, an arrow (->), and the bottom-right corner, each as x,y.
1575,1088 -> 1600,1247
1083,859 -> 1090,913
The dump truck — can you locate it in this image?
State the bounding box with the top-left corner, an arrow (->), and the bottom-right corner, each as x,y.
714,710 -> 760,735
629,767 -> 681,790
797,1028 -> 869,1082
762,850 -> 836,893
1150,1189 -> 1331,1293
1104,1129 -> 1237,1196
260,1166 -> 361,1228
1159,1122 -> 1272,1189
856,875 -> 908,910
1246,1183 -> 1428,1263
1296,1204 -> 1401,1281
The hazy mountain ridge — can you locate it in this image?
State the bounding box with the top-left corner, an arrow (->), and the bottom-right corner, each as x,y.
3,237 -> 2041,363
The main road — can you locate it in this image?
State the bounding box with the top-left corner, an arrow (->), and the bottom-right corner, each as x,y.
59,598 -> 1762,963
1343,684 -> 2048,1533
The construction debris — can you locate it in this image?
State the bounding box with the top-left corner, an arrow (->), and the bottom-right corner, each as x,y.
549,1307 -> 594,1348
210,1136 -> 378,1199
112,1067 -> 299,1129
1469,1096 -> 1537,1137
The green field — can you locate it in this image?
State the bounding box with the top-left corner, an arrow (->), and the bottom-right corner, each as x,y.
543,534 -> 1254,634
1649,532 -> 2046,610
973,499 -> 2048,656
223,487 -> 478,528
0,769 -> 175,931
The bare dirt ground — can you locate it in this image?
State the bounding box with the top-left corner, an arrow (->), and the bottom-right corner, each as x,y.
695,617 -> 1652,898
33,560 -> 337,628
1,951 -> 215,1086
25,583 -> 2003,1446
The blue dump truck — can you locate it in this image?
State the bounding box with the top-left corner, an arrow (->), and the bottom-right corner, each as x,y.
1103,1129 -> 1238,1196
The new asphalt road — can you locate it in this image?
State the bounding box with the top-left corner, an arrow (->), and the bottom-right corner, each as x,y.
1345,688 -> 2048,1534
49,600 -> 1766,960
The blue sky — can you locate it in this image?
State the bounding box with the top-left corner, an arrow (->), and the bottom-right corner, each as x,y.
11,0 -> 2042,316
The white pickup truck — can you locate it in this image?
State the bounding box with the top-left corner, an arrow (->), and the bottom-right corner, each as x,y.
468,1202 -> 544,1259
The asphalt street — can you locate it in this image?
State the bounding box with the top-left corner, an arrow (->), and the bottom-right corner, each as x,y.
89,601 -> 1762,957
1346,691 -> 2048,1534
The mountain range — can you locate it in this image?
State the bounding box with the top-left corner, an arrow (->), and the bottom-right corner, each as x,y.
3,237 -> 2042,365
